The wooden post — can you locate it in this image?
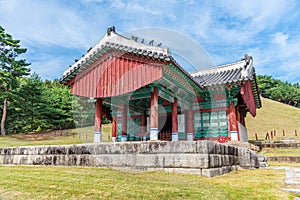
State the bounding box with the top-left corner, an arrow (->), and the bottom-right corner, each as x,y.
255,133 -> 258,141
283,130 -> 285,137
186,109 -> 194,141
228,102 -> 239,141
265,132 -> 269,140
172,98 -> 178,141
121,104 -> 128,142
274,130 -> 276,137
94,98 -> 102,142
111,115 -> 117,142
150,87 -> 158,140
295,130 -> 298,137
270,131 -> 273,139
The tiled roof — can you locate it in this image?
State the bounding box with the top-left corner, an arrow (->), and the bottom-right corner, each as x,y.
60,27 -> 203,91
190,56 -> 255,86
191,55 -> 262,109
62,26 -> 169,79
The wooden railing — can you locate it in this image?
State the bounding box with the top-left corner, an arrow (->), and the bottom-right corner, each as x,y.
159,131 -> 172,141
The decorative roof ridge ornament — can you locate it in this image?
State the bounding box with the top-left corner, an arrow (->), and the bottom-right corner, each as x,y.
131,36 -> 138,42
107,26 -> 115,36
243,54 -> 252,64
149,40 -> 154,45
241,54 -> 253,79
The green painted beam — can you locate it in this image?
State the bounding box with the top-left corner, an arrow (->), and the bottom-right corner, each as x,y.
192,98 -> 237,110
167,63 -> 203,92
163,74 -> 194,96
129,92 -> 151,100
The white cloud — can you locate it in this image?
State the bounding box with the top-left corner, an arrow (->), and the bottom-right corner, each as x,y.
273,32 -> 289,46
124,28 -> 215,70
30,55 -> 69,80
245,32 -> 300,83
215,0 -> 295,31
0,0 -> 300,82
0,0 -> 104,49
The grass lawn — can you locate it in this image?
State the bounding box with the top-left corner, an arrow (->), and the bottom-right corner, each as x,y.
268,162 -> 300,167
0,112 -> 298,199
261,148 -> 300,157
0,166 -> 297,200
0,125 -> 111,148
246,97 -> 300,140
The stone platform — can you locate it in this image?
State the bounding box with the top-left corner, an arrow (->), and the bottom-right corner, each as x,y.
0,141 -> 260,177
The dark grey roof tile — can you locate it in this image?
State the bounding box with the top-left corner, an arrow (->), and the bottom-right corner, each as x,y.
127,47 -> 133,53
192,65 -> 248,86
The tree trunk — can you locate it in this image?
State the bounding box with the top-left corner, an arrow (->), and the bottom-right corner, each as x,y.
1,98 -> 7,136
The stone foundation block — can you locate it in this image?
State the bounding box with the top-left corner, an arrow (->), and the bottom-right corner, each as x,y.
53,155 -> 68,165
0,141 -> 262,177
158,153 -> 209,168
238,148 -> 259,168
163,168 -> 202,175
209,154 -> 222,168
202,166 -> 234,177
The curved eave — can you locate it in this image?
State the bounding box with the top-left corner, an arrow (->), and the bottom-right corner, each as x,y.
60,44 -> 172,85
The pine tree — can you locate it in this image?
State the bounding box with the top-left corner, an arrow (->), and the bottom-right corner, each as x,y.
18,73 -> 45,132
0,26 -> 30,136
41,80 -> 74,130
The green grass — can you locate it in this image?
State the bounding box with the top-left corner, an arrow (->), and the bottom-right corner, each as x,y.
261,148 -> 300,157
0,124 -> 112,148
246,97 -> 300,140
0,165 -> 296,200
268,162 -> 300,167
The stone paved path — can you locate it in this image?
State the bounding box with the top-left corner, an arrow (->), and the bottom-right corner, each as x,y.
270,166 -> 300,197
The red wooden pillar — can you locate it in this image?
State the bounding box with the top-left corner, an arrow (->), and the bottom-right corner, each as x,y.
172,98 -> 178,141
121,104 -> 128,142
94,98 -> 102,142
228,102 -> 239,141
111,114 -> 117,142
150,87 -> 158,140
186,108 -> 194,141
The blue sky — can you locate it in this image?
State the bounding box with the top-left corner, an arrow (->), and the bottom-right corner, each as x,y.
0,0 -> 300,83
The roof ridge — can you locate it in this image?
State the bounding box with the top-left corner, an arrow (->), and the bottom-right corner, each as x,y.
190,59 -> 245,75
63,27 -> 170,77
191,56 -> 254,86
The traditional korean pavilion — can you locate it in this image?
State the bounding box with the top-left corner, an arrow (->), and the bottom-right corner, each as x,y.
60,26 -> 261,143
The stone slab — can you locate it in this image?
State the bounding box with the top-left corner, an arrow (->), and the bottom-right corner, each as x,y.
0,141 -> 260,177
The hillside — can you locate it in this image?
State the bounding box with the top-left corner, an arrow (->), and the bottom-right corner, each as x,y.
246,97 -> 300,139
